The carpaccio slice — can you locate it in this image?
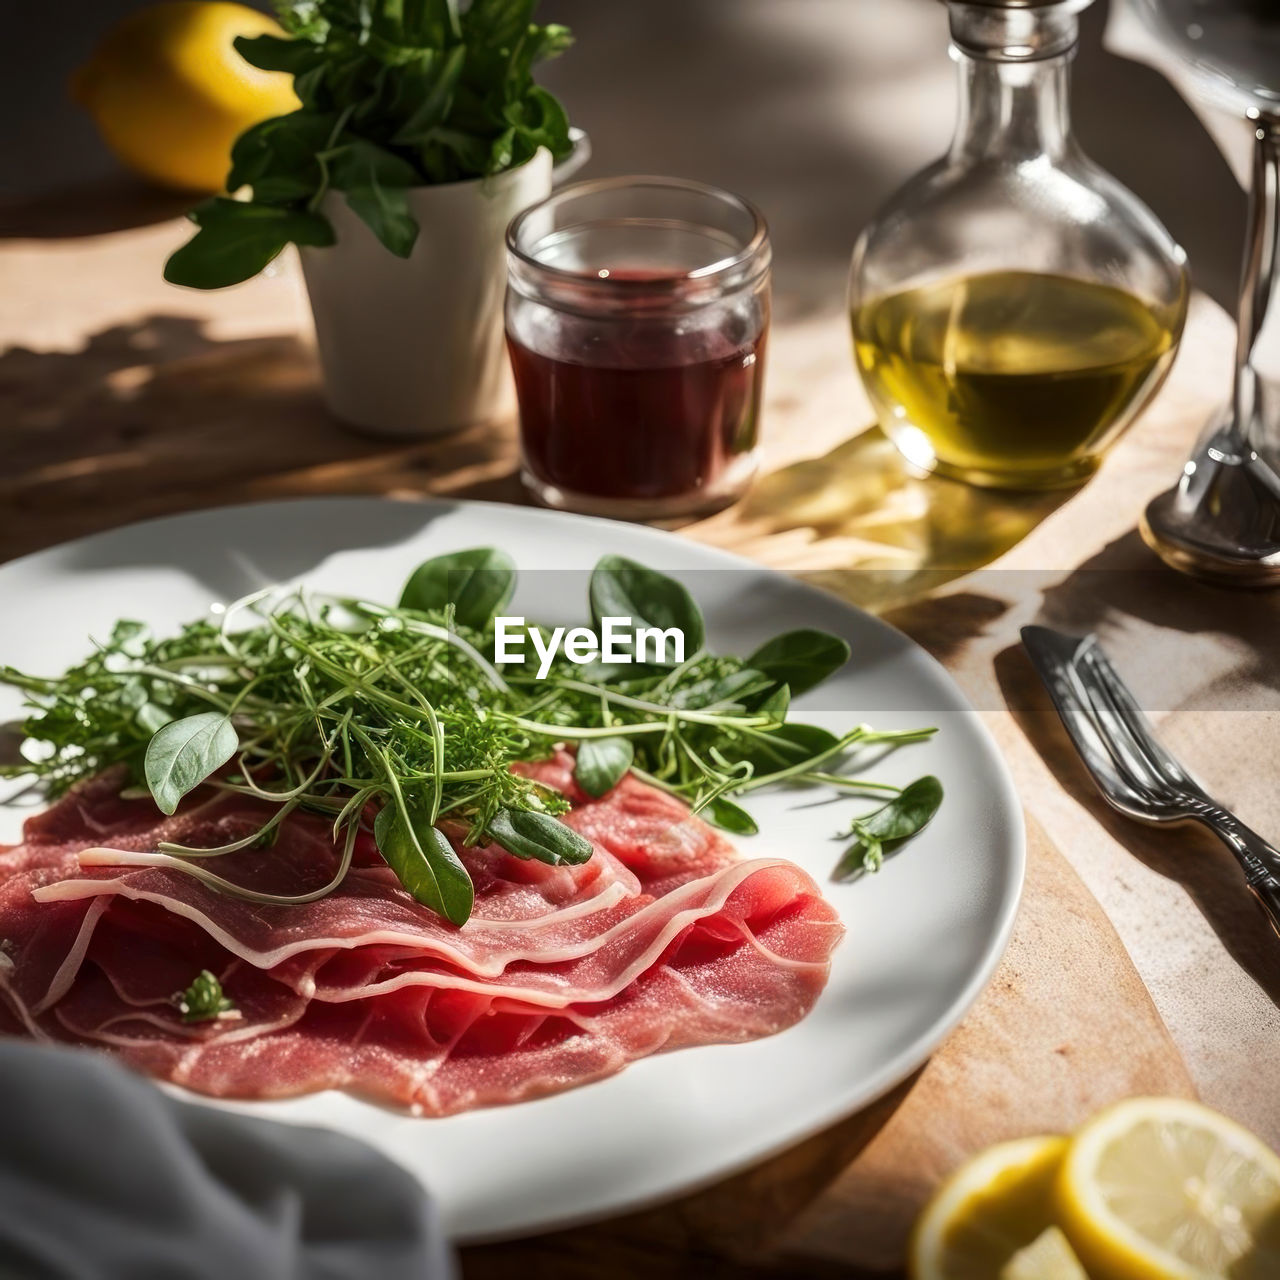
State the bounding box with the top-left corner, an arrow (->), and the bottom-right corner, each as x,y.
0,751 -> 842,1114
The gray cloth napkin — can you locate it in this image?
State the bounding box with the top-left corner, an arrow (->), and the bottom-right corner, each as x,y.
0,1041 -> 455,1280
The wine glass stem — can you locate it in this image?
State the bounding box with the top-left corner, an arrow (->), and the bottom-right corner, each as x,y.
1233,111 -> 1280,464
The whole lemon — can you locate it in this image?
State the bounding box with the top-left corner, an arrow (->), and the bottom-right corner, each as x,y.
73,2 -> 300,193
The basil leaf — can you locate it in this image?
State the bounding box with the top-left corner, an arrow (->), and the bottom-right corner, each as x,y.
233,32 -> 324,75
399,548 -> 516,629
574,737 -> 633,798
390,45 -> 466,144
718,721 -> 838,773
374,804 -> 473,925
135,702 -> 173,735
833,775 -> 943,883
706,796 -> 758,836
164,199 -> 335,289
589,555 -> 705,662
748,629 -> 851,697
145,712 -> 238,815
226,111 -> 336,201
488,809 -> 593,865
573,659 -> 667,686
758,683 -> 790,723
292,63 -> 329,111
419,127 -> 491,183
328,139 -> 421,258
670,668 -> 770,710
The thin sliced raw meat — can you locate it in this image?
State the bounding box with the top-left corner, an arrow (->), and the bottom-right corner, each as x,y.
0,749 -> 842,1113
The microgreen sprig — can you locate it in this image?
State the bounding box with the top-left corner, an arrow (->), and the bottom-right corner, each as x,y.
1,551 -> 939,923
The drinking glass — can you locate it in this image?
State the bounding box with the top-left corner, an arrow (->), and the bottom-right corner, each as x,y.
505,178 -> 771,521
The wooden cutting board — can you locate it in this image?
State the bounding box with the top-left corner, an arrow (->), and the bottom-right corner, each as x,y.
460,817 -> 1194,1279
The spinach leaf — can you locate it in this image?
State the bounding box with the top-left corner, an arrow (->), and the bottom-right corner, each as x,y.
488,809 -> 594,865
706,795 -> 758,836
589,555 -> 705,661
574,736 -> 633,797
833,775 -> 943,882
164,198 -> 335,289
670,668 -> 770,711
399,548 -> 516,629
374,803 -> 474,925
718,721 -> 839,773
234,31 -> 325,75
329,138 -> 420,258
748,629 -> 851,697
145,711 -> 239,814
573,659 -> 669,686
390,45 -> 467,145
757,683 -> 790,723
226,111 -> 335,202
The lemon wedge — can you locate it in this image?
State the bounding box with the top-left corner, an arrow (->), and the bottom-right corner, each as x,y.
1001,1226 -> 1089,1279
1056,1096 -> 1280,1279
73,1 -> 298,193
909,1135 -> 1069,1279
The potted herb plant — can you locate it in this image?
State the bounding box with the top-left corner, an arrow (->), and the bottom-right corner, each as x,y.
165,0 -> 582,438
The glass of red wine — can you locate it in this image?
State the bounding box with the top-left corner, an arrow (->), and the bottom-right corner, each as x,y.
505,177 -> 771,521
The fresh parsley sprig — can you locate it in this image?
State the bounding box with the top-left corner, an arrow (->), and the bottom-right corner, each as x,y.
165,0 -> 575,289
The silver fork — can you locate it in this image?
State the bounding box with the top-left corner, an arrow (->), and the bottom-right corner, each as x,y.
1021,625 -> 1280,939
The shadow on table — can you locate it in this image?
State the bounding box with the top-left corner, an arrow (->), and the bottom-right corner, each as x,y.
460,1073 -> 919,1280
0,174 -> 194,239
993,533 -> 1280,1007
1036,528 -> 1280,685
691,426 -> 1075,617
1,312 -> 526,563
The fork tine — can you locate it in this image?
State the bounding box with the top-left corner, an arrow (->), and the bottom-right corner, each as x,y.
1020,627 -> 1140,807
1072,641 -> 1170,796
1075,639 -> 1198,794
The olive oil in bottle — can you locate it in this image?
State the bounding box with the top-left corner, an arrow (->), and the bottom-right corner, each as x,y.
852,271 -> 1184,489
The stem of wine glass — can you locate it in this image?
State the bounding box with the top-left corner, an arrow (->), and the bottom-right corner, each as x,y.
1233,110 -> 1279,464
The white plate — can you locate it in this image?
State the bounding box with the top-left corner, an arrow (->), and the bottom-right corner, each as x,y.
0,497 -> 1024,1242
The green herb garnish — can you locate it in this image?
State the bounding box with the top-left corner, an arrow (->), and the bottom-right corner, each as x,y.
174,970 -> 237,1024
832,776 -> 944,882
165,0 -> 575,289
1,552 -> 938,924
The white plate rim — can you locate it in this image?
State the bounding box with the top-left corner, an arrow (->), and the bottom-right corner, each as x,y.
0,494 -> 1025,1241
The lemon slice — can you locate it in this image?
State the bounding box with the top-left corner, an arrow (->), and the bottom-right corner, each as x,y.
1057,1096 -> 1280,1279
909,1135 -> 1069,1279
1001,1227 -> 1089,1279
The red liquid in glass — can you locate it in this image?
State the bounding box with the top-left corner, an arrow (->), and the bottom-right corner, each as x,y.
509,271 -> 767,502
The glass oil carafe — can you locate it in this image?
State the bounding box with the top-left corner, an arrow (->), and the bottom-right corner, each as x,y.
850,0 -> 1189,490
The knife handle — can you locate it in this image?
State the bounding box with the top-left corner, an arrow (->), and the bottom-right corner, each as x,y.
1197,805 -> 1280,940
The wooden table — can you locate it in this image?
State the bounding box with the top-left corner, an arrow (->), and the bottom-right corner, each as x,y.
4,198 -> 1278,1277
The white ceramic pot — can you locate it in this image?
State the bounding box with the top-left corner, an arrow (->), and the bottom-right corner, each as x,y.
299,149 -> 553,439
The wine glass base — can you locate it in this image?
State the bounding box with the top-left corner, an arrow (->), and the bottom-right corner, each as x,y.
1140,493 -> 1280,586
1140,423 -> 1280,588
